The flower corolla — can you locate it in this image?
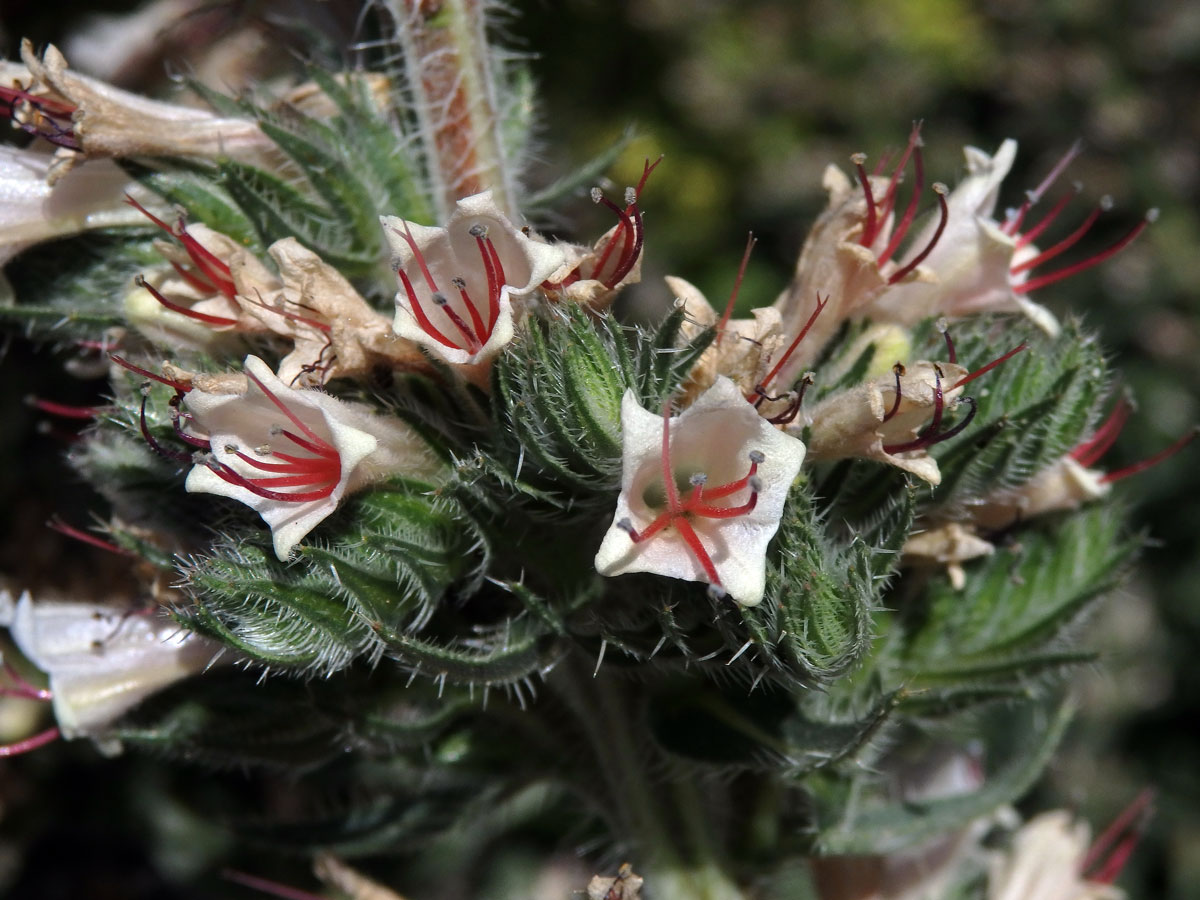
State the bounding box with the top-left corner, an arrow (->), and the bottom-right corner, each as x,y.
382,190 -> 564,372
182,356 -> 444,560
595,377 -> 806,606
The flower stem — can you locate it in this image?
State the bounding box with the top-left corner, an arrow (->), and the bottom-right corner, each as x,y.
551,653 -> 747,900
391,0 -> 516,219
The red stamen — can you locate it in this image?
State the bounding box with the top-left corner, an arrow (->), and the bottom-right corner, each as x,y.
765,374 -> 814,426
882,363 -> 906,423
391,221 -> 441,294
471,228 -> 501,330
751,293 -> 829,404
952,343 -> 1027,390
1014,211 -> 1157,294
605,193 -> 645,288
243,366 -> 334,453
939,320 -> 957,364
878,124 -> 922,226
883,364 -> 946,454
592,190 -> 635,287
888,183 -> 949,284
485,235 -> 507,293
168,259 -> 219,295
47,518 -> 134,557
853,153 -> 880,247
136,394 -> 191,464
136,274 -> 239,328
1099,427 -> 1197,484
1015,188 -> 1079,250
432,291 -> 483,352
0,84 -> 76,118
1011,199 -> 1108,276
1071,398 -> 1130,468
1082,789 -> 1154,879
2,659 -> 52,701
222,869 -> 329,900
688,453 -> 762,502
453,277 -> 489,344
125,195 -> 235,299
1003,140 -> 1084,236
25,397 -> 101,419
172,413 -> 212,450
209,461 -> 336,502
636,156 -> 665,197
0,726 -> 60,758
109,355 -> 191,392
230,448 -> 326,473
716,233 -> 756,347
878,141 -> 926,266
395,267 -> 461,350
673,516 -> 722,585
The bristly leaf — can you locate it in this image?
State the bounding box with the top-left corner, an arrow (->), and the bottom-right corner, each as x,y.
897,502 -> 1138,698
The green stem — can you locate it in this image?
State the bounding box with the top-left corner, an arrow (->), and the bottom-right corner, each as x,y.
550,652 -> 747,900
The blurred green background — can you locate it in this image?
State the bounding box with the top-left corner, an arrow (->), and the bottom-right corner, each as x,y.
2,0 -> 1198,896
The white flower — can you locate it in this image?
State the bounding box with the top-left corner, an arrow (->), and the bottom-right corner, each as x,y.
0,144 -> 145,265
381,190 -> 565,372
0,589 -> 221,747
803,360 -> 971,485
182,356 -> 444,560
863,140 -> 1060,335
9,40 -> 276,183
988,811 -> 1124,900
594,377 -> 806,606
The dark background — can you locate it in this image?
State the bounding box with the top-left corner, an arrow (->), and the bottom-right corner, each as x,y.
2,1 -> 1198,896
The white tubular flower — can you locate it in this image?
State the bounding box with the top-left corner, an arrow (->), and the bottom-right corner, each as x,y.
0,144 -> 145,265
182,356 -> 444,560
595,378 -> 806,606
9,41 -> 276,182
864,140 -> 1060,335
381,190 -> 565,372
988,811 -> 1124,900
803,360 -> 971,486
0,589 -> 221,746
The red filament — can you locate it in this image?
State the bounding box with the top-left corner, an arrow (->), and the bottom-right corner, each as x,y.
619,401 -> 764,591
716,232 -> 756,347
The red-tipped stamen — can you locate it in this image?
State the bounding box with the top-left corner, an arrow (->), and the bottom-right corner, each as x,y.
471,226 -> 502,330
939,320 -> 957,364
853,153 -> 880,248
1003,140 -> 1084,236
952,343 -> 1027,390
1015,188 -> 1079,250
0,726 -> 60,758
124,195 -> 236,299
109,355 -> 191,392
243,367 -> 335,454
395,268 -> 460,350
136,274 -> 239,328
432,292 -> 482,352
606,193 -> 645,288
222,869 -> 329,900
882,363 -> 906,423
878,124 -> 923,225
1081,789 -> 1154,880
138,394 -> 192,464
1072,399 -> 1130,468
25,397 -> 101,419
878,141 -> 926,266
888,183 -> 949,284
751,294 -> 829,405
392,220 -> 441,294
716,232 -> 757,347
452,277 -> 488,344
590,189 -> 634,283
208,460 -> 336,503
1099,427 -> 1197,484
2,659 -> 52,702
884,364 -> 945,454
1011,200 -> 1108,276
47,518 -> 135,557
1014,211 -> 1157,295
765,373 -> 814,426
